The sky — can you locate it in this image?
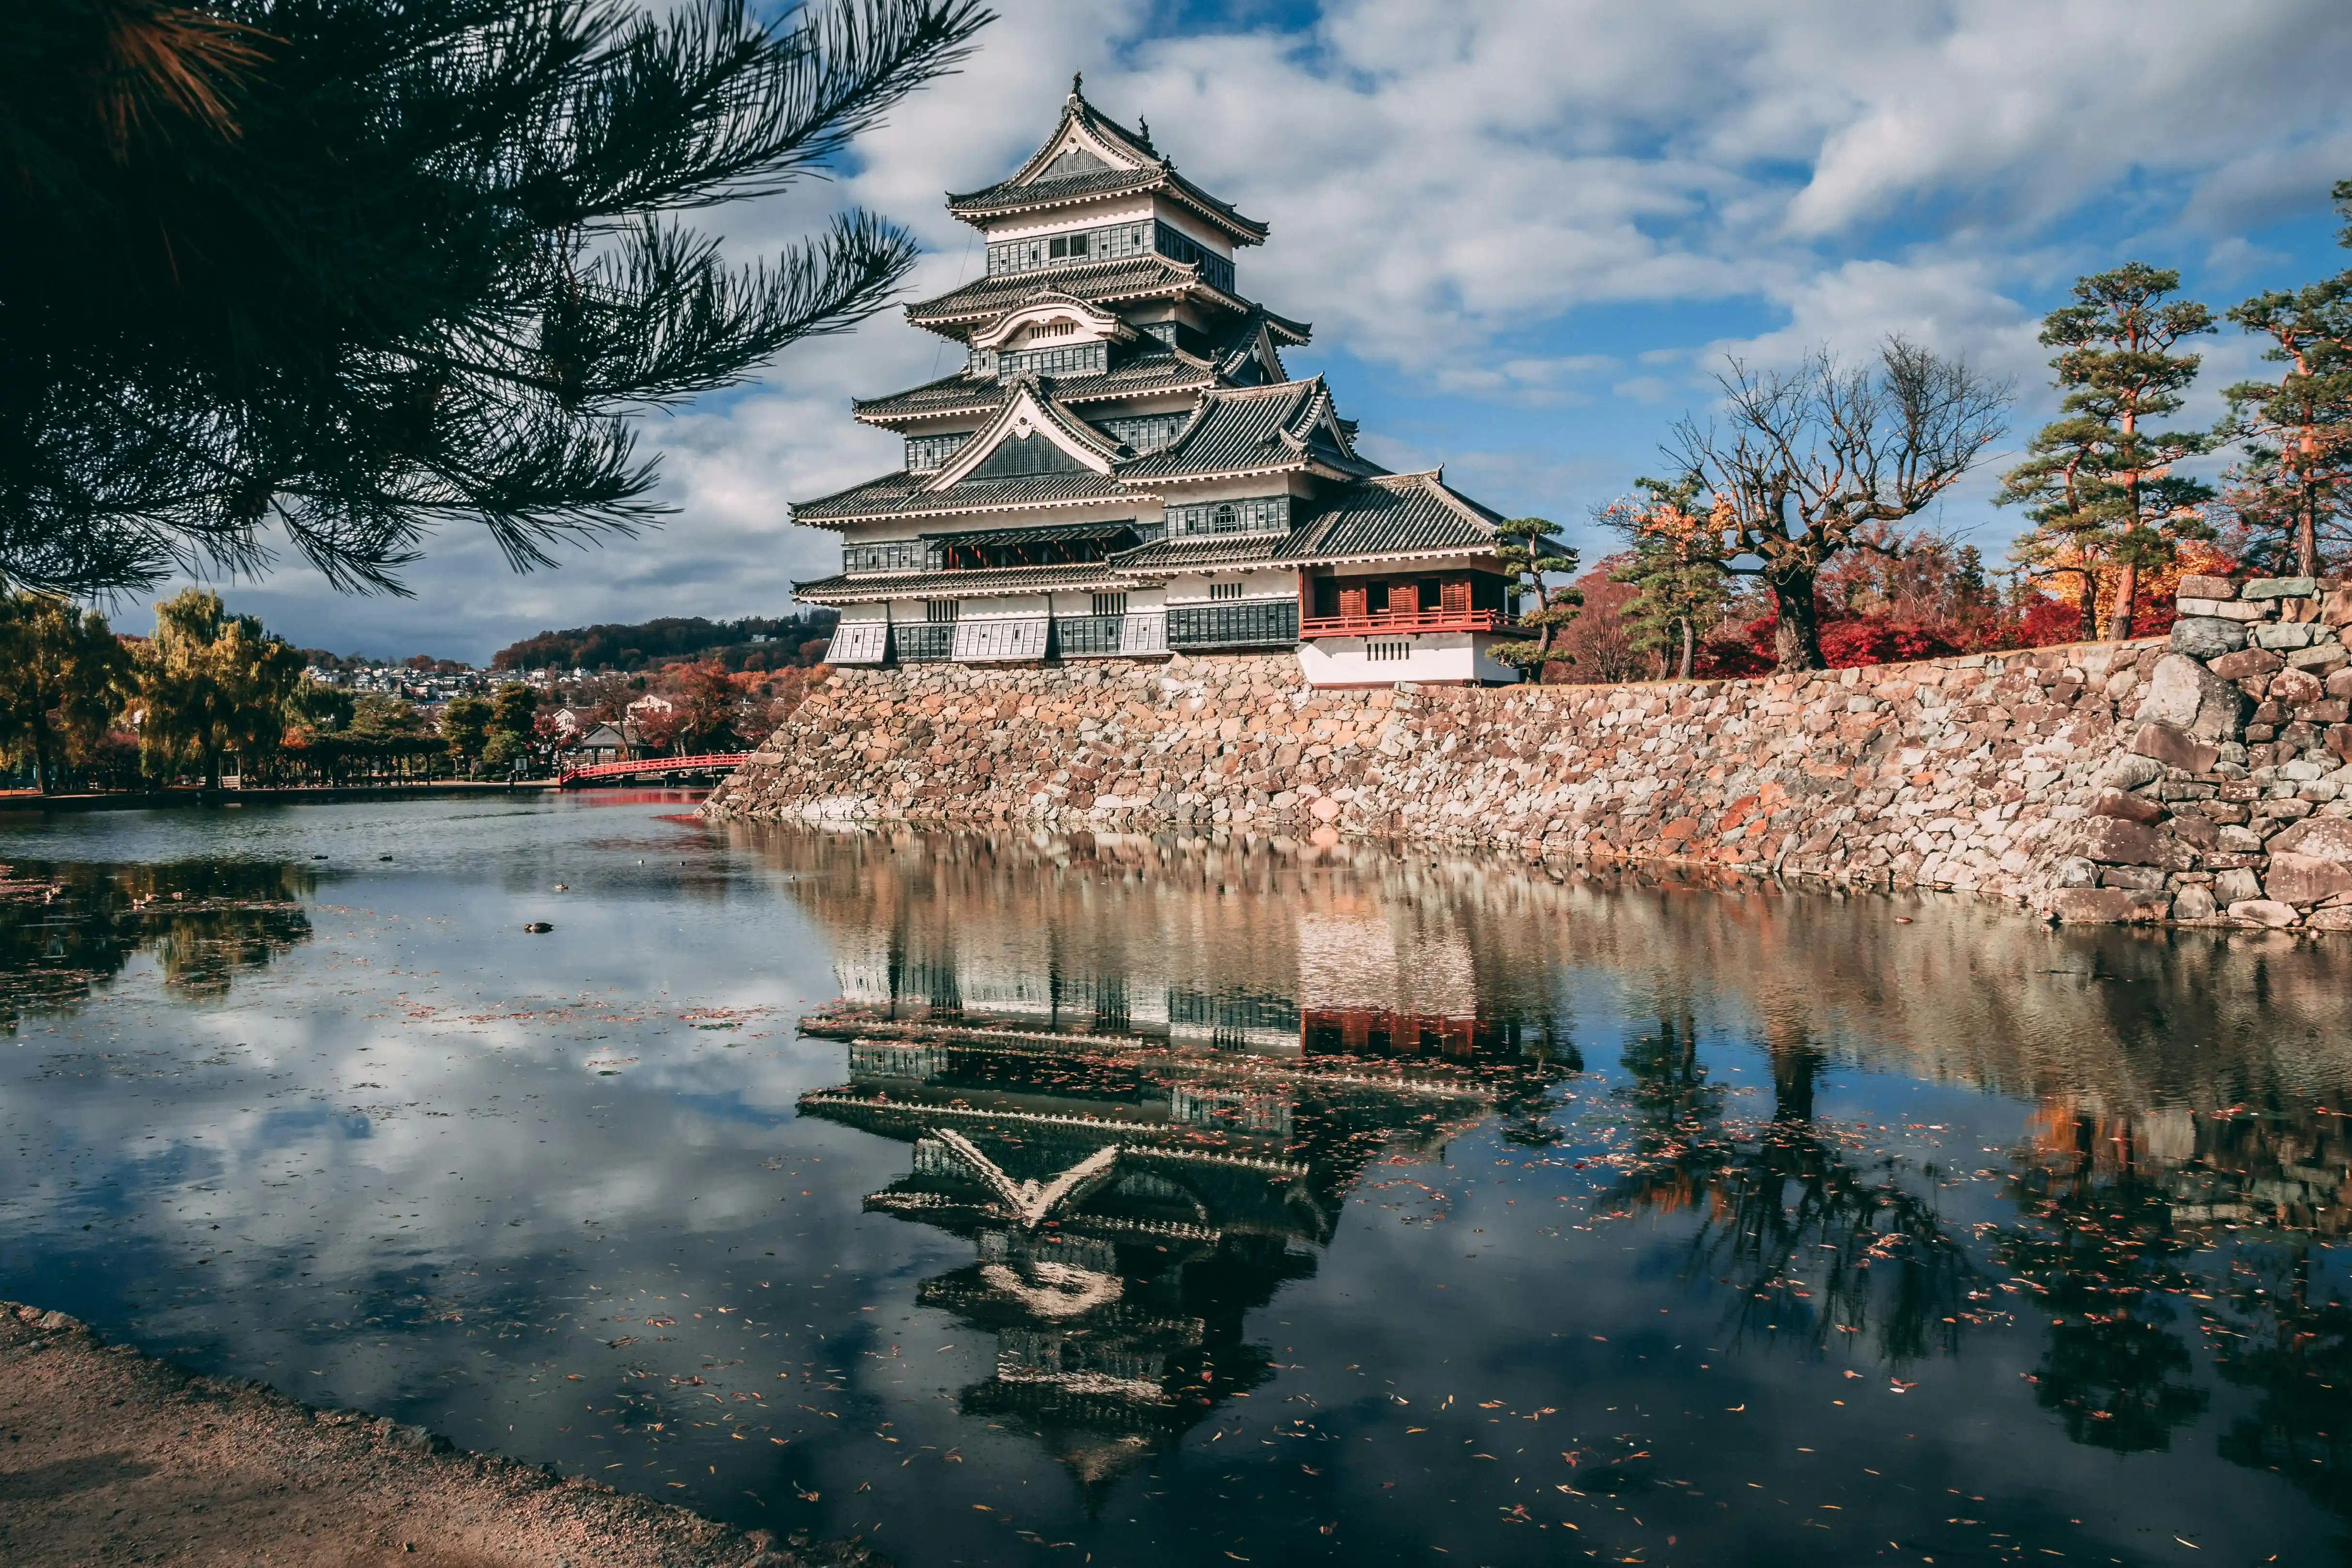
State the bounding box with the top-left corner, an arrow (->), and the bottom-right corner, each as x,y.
171,0 -> 2352,665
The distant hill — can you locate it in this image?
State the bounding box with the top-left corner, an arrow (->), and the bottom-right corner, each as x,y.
490,611 -> 836,673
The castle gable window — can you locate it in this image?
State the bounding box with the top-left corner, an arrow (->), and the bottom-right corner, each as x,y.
1167,495 -> 1289,537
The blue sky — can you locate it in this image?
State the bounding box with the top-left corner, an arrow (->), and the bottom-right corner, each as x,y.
179,0 -> 2352,664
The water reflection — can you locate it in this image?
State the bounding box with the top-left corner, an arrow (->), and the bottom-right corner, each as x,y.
2,805 -> 2349,1568
0,857 -> 311,1024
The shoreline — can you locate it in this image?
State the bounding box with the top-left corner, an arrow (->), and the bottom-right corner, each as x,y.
0,782 -> 559,815
0,1303 -> 873,1568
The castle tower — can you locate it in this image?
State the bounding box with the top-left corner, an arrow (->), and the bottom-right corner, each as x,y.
790,82 -> 1542,686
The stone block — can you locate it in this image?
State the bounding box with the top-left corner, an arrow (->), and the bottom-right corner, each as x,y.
2266,851 -> 2352,907
2128,722 -> 2219,775
2177,598 -> 2271,623
2267,814 -> 2352,861
2172,884 -> 2218,921
2332,724 -> 2352,763
2168,814 -> 2221,849
2046,887 -> 2170,925
2214,867 -> 2265,902
2253,622 -> 2320,651
2178,573 -> 2238,601
2092,787 -> 2163,823
2228,898 -> 2301,927
2135,653 -> 2249,739
2286,644 -> 2348,673
2169,617 -> 2249,658
2322,584 -> 2352,627
2101,754 -> 2165,790
2270,668 -> 2327,705
2209,647 -> 2284,682
2243,576 -> 2320,600
2099,864 -> 2169,891
2080,815 -> 2191,869
2333,668 -> 2352,699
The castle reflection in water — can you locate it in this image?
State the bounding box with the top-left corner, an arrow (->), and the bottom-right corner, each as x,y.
738,825 -> 2352,1503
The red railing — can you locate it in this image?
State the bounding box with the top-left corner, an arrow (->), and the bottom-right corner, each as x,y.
1298,608 -> 1511,640
557,752 -> 749,788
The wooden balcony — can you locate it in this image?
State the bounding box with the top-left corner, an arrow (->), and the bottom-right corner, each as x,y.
1298,607 -> 1511,640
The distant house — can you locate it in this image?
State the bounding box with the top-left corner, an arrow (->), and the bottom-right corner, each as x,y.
564,720 -> 645,768
626,692 -> 676,722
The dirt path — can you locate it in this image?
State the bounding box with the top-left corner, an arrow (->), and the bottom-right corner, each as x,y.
0,1303 -> 876,1568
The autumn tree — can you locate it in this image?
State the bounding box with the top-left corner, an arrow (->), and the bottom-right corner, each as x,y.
440,696 -> 493,774
1998,266 -> 2216,641
1,0 -> 990,597
135,588 -> 305,787
1604,477 -> 1733,680
2216,182 -> 2352,579
1667,340 -> 2012,672
0,595 -> 133,793
480,682 -> 541,776
1489,516 -> 1582,677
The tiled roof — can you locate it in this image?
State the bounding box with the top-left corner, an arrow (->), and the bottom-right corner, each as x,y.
1120,379 -> 1377,481
1273,473 -> 1513,564
851,350 -> 1236,426
1111,533 -> 1291,570
907,256 -> 1243,330
946,93 -> 1268,242
791,468 -> 1135,525
794,562 -> 1164,603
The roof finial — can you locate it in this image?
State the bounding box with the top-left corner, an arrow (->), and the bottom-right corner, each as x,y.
1070,71 -> 1083,98
1137,115 -> 1150,144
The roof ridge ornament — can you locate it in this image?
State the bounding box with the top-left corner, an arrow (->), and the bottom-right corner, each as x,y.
1070,71 -> 1083,100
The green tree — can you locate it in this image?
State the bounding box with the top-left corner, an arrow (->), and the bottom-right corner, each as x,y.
1604,477 -> 1732,679
1670,340 -> 2012,672
289,676 -> 354,735
0,594 -> 133,793
0,0 -> 990,597
2217,183 -> 2352,580
135,588 -> 305,787
1997,265 -> 2217,642
441,695 -> 493,774
482,682 -> 542,776
1489,517 -> 1582,677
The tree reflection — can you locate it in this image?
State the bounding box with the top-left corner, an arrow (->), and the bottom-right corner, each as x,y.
1601,1005 -> 1977,1363
0,859 -> 311,1025
1998,1101 -> 2210,1452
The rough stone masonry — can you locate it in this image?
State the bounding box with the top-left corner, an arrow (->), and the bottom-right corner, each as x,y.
704,575 -> 2352,930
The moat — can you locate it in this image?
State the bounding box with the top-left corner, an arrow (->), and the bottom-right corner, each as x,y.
2,796 -> 2347,1567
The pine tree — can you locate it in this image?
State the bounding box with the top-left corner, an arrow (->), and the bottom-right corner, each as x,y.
1605,477 -> 1732,680
1997,265 -> 2216,641
0,595 -> 134,794
1490,517 -> 1582,678
2216,182 -> 2352,580
0,0 -> 990,597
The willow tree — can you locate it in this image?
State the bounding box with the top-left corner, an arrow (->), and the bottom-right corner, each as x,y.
1997,265 -> 2216,641
1667,340 -> 2011,672
0,0 -> 990,597
0,595 -> 134,794
135,589 -> 306,787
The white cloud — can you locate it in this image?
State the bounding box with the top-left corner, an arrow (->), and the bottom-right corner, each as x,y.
164,0 -> 2352,657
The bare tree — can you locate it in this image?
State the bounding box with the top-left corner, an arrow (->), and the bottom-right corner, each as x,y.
1669,339 -> 2012,671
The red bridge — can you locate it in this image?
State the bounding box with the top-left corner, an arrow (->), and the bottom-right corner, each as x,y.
556,752 -> 750,789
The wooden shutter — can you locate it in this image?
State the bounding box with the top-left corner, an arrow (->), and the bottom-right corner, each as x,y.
1338,584 -> 1367,619
1392,582 -> 1420,617
1440,579 -> 1471,616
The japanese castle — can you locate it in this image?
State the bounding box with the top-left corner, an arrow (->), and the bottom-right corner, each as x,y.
793,80 -> 1531,686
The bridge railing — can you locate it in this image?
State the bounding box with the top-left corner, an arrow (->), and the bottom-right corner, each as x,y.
556,752 -> 749,788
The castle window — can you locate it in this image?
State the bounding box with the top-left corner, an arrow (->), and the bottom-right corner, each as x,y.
985,221 -> 1154,277
842,540 -> 919,574
1367,640 -> 1412,662
904,432 -> 970,473
1167,495 -> 1288,536
1097,411 -> 1188,452
924,599 -> 959,624
1209,581 -> 1243,601
1091,592 -> 1128,617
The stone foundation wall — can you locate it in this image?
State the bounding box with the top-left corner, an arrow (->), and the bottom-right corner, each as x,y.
704,576 -> 2352,928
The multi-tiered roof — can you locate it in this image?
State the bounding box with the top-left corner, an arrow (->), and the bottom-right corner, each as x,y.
789,82 -> 1530,683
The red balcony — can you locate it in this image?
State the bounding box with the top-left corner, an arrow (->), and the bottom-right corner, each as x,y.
1298,606 -> 1511,639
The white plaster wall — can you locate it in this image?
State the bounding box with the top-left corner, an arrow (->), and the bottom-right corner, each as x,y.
1164,569 -> 1299,606
1296,632 -> 1519,687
